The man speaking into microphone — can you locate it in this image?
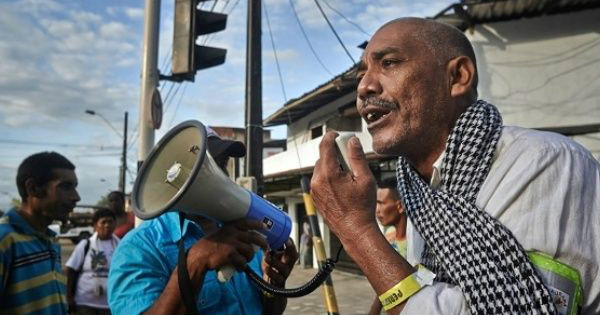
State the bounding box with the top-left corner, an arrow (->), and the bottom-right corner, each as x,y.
311,17 -> 600,315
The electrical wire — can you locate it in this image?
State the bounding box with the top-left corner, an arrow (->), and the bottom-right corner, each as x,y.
313,0 -> 356,64
168,83 -> 189,128
200,0 -> 226,47
160,50 -> 172,75
263,1 -> 288,102
227,0 -> 241,15
287,0 -> 333,76
321,0 -> 371,37
0,139 -> 120,150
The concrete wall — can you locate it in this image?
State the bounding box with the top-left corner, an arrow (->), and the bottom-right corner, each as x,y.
468,8 -> 600,158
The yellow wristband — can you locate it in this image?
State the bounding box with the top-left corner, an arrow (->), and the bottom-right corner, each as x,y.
378,273 -> 422,311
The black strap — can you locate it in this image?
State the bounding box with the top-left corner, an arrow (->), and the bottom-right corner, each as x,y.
70,238 -> 91,300
81,238 -> 91,270
177,213 -> 200,315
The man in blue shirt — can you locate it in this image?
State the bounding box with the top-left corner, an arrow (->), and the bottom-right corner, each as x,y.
0,151 -> 81,315
108,129 -> 298,315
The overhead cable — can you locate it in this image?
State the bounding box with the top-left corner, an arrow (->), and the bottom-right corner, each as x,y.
321,0 -> 371,37
0,139 -> 120,150
313,0 -> 356,64
263,1 -> 288,102
288,0 -> 333,76
168,83 -> 189,128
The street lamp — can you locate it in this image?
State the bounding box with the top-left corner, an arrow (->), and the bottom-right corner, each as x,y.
86,110 -> 128,195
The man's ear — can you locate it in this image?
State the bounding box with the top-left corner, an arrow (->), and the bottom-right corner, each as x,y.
395,200 -> 404,214
25,178 -> 46,198
447,56 -> 476,98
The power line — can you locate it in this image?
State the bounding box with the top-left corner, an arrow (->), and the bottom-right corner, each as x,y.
287,0 -> 333,76
72,153 -> 122,158
0,139 -> 120,150
313,0 -> 356,64
263,1 -> 288,102
228,0 -> 241,15
168,83 -> 188,128
202,0 -> 237,47
321,0 -> 370,37
160,50 -> 171,74
163,82 -> 183,115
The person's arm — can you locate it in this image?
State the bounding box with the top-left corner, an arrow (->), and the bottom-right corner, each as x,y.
311,133 -> 416,314
0,236 -> 10,295
65,267 -> 77,312
141,220 -> 269,315
260,239 -> 299,315
64,240 -> 86,313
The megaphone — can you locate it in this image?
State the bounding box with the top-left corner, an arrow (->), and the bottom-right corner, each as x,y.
132,120 -> 338,300
132,120 -> 291,267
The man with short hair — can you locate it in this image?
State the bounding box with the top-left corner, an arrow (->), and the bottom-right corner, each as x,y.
368,177 -> 408,315
108,129 -> 298,315
311,18 -> 599,315
0,151 -> 81,315
375,177 -> 407,258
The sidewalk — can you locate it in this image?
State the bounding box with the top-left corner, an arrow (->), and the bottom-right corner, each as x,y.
283,266 -> 375,315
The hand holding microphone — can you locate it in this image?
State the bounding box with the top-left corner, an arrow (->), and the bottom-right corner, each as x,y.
311,131 -> 378,243
185,219 -> 268,283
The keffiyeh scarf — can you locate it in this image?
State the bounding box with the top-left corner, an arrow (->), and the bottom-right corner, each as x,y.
396,100 -> 556,315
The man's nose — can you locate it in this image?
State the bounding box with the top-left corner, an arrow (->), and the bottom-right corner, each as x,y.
73,190 -> 81,202
357,71 -> 382,101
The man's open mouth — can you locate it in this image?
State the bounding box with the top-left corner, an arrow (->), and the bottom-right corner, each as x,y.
364,108 -> 391,125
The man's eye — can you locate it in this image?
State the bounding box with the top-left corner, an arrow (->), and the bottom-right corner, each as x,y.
382,59 -> 397,67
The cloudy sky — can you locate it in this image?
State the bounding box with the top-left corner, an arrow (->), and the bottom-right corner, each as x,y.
0,0 -> 453,209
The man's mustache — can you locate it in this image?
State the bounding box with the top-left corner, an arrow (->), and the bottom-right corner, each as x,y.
361,97 -> 397,110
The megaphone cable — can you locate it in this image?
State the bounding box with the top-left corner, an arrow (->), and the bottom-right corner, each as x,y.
245,246 -> 343,298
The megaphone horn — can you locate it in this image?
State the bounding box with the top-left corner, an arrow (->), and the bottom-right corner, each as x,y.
132,120 -> 291,251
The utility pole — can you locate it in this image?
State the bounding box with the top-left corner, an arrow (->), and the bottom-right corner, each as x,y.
138,0 -> 161,170
119,111 -> 128,195
244,0 -> 264,195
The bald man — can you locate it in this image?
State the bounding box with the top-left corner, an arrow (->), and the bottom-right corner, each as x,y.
311,18 -> 599,315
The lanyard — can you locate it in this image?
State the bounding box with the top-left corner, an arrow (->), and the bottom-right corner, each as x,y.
528,251 -> 583,315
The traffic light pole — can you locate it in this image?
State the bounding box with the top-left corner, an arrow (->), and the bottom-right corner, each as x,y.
138,0 -> 161,170
244,0 -> 264,195
119,111 -> 128,195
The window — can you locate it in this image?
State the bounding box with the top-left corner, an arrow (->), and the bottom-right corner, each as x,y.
311,125 -> 323,139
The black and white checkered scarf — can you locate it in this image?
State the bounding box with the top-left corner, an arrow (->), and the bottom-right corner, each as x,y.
396,100 -> 556,315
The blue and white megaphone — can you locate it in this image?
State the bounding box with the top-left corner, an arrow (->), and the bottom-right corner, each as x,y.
132,120 -> 291,281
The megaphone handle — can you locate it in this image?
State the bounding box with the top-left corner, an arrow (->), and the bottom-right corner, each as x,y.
216,243 -> 261,283
217,265 -> 236,282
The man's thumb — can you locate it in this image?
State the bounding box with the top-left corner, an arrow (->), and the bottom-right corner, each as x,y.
346,137 -> 370,176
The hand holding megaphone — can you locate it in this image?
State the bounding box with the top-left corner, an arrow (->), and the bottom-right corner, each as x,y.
185,219 -> 268,281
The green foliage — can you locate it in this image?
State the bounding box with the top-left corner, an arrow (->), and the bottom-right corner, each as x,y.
96,195 -> 109,208
10,197 -> 21,209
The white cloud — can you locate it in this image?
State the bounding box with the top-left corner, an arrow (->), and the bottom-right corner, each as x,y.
264,48 -> 299,61
0,1 -> 141,128
70,11 -> 103,26
125,8 -> 144,20
100,21 -> 128,38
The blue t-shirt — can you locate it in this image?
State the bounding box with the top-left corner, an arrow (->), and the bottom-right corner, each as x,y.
0,209 -> 67,315
108,212 -> 264,315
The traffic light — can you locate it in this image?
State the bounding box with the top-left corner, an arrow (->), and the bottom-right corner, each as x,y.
172,0 -> 227,82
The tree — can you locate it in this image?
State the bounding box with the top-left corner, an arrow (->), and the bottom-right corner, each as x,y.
10,198 -> 21,209
96,195 -> 109,208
